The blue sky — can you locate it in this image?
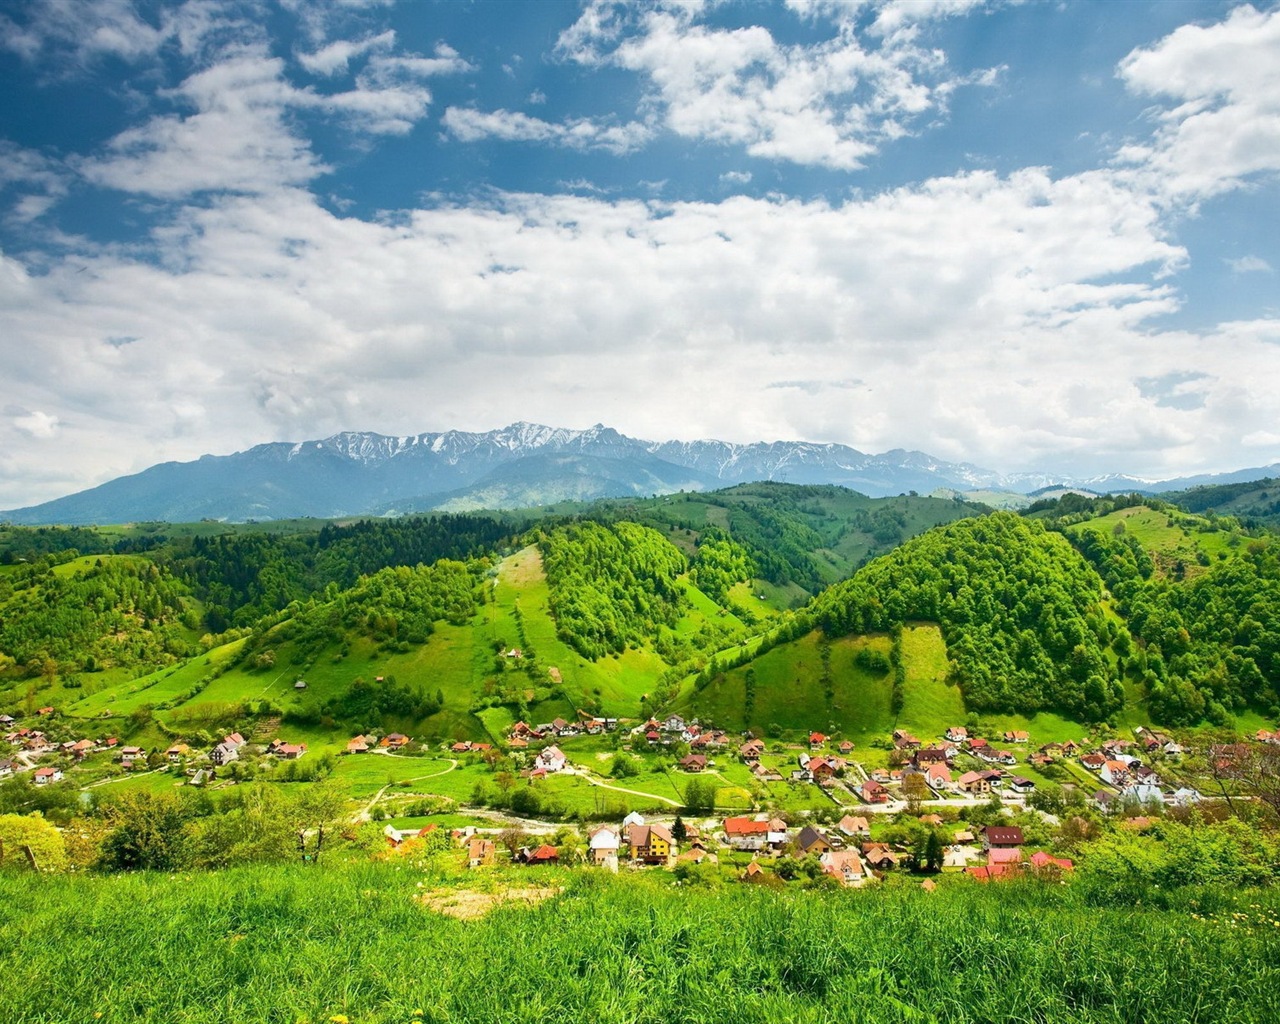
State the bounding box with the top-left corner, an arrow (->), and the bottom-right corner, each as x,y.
1,0 -> 1279,507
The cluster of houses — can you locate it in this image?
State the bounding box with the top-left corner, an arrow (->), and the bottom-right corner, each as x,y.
507,712 -> 619,747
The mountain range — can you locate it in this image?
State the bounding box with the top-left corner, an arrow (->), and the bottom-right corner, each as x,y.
4,422 -> 1278,525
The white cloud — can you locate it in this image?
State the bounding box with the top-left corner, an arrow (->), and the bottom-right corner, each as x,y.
298,30 -> 397,76
720,170 -> 752,184
553,1 -> 1000,169
1118,5 -> 1280,201
1225,255 -> 1273,274
13,410 -> 59,439
78,50 -> 328,198
6,156 -> 1276,507
442,108 -> 655,155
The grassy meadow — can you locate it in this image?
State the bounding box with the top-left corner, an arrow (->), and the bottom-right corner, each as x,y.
2,862 -> 1278,1024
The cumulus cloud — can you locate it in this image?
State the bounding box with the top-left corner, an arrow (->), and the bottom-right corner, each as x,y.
298,29 -> 397,76
6,154 -> 1278,507
442,108 -> 654,155
552,1 -> 1000,169
1117,4 -> 1280,201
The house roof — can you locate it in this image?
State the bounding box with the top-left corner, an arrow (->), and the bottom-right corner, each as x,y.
984,826 -> 1025,845
724,816 -> 769,836
987,847 -> 1023,865
796,825 -> 829,850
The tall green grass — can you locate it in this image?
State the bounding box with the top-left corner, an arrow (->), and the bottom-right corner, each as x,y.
2,864 -> 1277,1023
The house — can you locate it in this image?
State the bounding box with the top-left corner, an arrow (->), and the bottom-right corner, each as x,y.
982,826 -> 1025,849
70,739 -> 94,758
37,707 -> 54,716
588,826 -> 621,866
625,823 -> 674,864
809,731 -> 827,749
0,760 -> 14,779
957,770 -> 990,795
1169,787 -> 1202,807
0,715 -> 13,726
188,769 -> 210,787
723,816 -> 770,851
662,715 -> 687,733
986,847 -> 1023,867
914,748 -> 949,767
380,733 -> 411,750
838,815 -> 871,837
536,745 -> 567,773
838,740 -> 855,754
1122,783 -> 1165,806
807,757 -> 837,784
1100,760 -> 1132,787
518,845 -> 559,866
165,743 -> 190,763
795,825 -> 833,856
678,753 -> 708,773
893,730 -> 921,749
1029,851 -> 1074,873
1003,730 -> 1030,744
1009,776 -> 1036,794
925,764 -> 953,792
860,779 -> 890,804
740,739 -> 765,763
450,741 -> 472,754
860,843 -> 899,870
293,679 -> 307,690
33,766 -> 62,784
466,837 -> 496,868
820,849 -> 868,887
275,743 -> 306,760
120,746 -> 144,765
345,735 -> 372,755
945,726 -> 968,742
224,733 -> 246,748
211,741 -> 240,766
1080,753 -> 1107,771
1093,790 -> 1117,812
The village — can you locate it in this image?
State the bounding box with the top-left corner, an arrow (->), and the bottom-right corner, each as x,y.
7,699 -> 1274,887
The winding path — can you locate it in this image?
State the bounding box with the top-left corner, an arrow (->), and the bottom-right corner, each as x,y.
356,758 -> 458,821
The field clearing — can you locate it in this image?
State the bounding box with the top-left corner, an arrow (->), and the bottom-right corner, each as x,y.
330,755 -> 459,799
895,624 -> 964,739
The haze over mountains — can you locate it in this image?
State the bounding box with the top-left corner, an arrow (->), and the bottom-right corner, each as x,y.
3,422 -> 1277,525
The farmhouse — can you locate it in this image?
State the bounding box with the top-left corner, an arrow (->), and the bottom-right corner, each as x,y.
211,741 -> 240,765
33,766 -> 62,784
795,826 -> 833,856
838,815 -> 871,837
625,823 -> 674,865
165,743 -> 190,763
982,826 -> 1025,850
588,826 -> 621,866
345,735 -> 372,754
820,849 -> 868,887
861,779 -> 890,804
957,771 -> 990,795
536,745 -> 567,773
380,733 -> 412,750
678,753 -> 707,773
466,837 -> 496,869
723,816 -> 770,851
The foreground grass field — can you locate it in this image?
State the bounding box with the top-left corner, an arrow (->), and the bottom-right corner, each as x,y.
2,862 -> 1278,1024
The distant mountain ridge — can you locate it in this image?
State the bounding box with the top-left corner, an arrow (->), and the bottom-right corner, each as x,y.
4,421 -> 1278,525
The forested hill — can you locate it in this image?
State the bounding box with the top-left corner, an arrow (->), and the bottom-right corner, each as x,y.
811,513 -> 1126,720
544,483 -> 985,598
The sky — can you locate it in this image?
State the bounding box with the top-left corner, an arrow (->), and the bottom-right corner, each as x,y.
1,0 -> 1279,508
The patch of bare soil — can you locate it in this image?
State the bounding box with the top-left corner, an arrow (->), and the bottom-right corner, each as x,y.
417,885 -> 561,920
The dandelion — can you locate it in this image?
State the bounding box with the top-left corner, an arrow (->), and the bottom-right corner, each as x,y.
329,1016 -> 350,1024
